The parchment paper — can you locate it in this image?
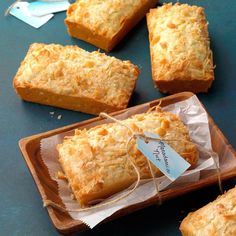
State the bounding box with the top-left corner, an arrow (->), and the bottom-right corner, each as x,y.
40,95 -> 218,228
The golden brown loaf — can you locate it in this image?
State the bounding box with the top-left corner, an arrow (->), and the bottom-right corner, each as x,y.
57,110 -> 199,207
180,187 -> 236,236
147,3 -> 214,94
65,0 -> 158,51
13,43 -> 139,115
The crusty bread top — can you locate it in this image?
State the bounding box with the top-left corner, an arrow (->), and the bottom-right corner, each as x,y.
14,43 -> 139,109
66,0 -> 151,39
180,187 -> 236,236
147,3 -> 214,82
57,110 -> 199,206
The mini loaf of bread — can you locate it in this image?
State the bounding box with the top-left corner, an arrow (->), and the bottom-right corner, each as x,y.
13,43 -> 139,115
57,110 -> 199,207
180,187 -> 236,236
147,3 -> 214,94
65,0 -> 158,51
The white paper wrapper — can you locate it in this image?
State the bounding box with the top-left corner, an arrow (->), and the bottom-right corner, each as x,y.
40,95 -> 219,228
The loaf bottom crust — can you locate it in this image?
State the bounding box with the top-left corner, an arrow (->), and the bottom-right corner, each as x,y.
65,21 -> 111,51
65,0 -> 158,51
14,86 -> 118,115
154,79 -> 213,94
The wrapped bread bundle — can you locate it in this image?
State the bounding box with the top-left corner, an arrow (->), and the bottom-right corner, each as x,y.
57,110 -> 199,207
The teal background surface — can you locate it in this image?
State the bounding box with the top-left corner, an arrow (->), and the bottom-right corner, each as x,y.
0,0 -> 236,235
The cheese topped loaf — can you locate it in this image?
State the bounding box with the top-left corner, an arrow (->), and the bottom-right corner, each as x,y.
13,43 -> 139,115
65,0 -> 158,51
147,3 -> 214,93
180,187 -> 236,236
57,110 -> 199,207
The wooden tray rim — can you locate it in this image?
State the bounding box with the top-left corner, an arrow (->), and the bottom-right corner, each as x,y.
18,92 -> 236,233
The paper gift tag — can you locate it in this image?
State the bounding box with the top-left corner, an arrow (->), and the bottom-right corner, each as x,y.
10,2 -> 53,28
136,132 -> 191,181
28,1 -> 70,17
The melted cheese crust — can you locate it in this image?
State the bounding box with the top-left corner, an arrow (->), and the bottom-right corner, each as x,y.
57,111 -> 199,206
180,187 -> 236,236
147,3 -> 214,91
66,0 -> 151,39
14,43 -> 139,109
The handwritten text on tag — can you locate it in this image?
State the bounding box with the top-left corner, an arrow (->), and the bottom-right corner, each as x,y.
136,132 -> 190,181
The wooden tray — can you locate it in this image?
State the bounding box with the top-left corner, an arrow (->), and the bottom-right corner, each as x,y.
19,92 -> 236,234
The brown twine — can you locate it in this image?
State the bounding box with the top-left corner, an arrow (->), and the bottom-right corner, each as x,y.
43,108 -> 222,213
195,143 -> 223,194
147,101 -> 162,113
